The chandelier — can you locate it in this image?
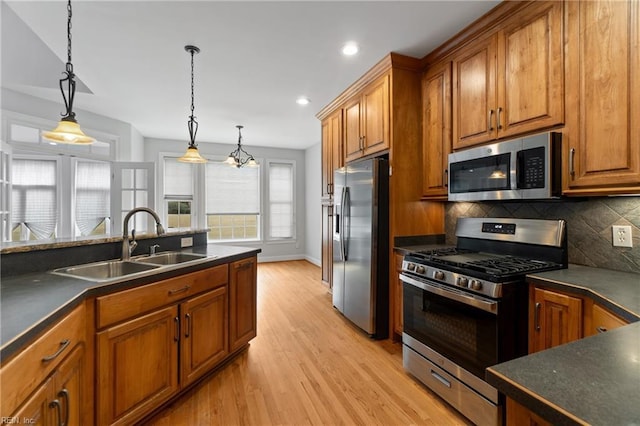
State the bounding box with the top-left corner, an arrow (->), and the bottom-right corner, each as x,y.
42,0 -> 94,144
178,45 -> 207,163
224,125 -> 258,168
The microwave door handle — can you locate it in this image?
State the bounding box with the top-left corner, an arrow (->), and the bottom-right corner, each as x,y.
516,150 -> 525,189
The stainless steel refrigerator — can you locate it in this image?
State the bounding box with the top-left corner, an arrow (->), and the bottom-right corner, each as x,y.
332,158 -> 389,338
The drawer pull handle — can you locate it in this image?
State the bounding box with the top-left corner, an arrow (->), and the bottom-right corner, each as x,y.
42,339 -> 71,362
168,285 -> 191,295
430,370 -> 451,388
59,389 -> 70,426
596,326 -> 608,333
50,399 -> 62,426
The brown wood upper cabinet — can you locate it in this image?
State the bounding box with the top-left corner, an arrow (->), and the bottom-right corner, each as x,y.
344,74 -> 390,162
452,1 -> 564,149
563,0 -> 640,194
321,109 -> 343,198
422,61 -> 452,199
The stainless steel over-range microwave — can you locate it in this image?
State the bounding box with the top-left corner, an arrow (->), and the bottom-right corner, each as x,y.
447,132 -> 562,201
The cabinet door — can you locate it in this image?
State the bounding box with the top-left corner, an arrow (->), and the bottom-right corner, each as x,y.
5,378 -> 52,426
229,257 -> 258,352
530,287 -> 582,353
498,1 -> 563,138
392,253 -> 404,337
422,61 -> 452,198
587,304 -> 629,337
330,111 -> 343,171
53,344 -> 85,426
321,119 -> 332,198
362,75 -> 390,156
97,306 -> 179,426
321,204 -> 333,287
506,397 -> 552,426
181,286 -> 229,387
344,98 -> 363,162
453,34 -> 498,148
565,0 -> 640,191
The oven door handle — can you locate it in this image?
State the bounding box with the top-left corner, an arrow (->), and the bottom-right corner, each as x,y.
400,273 -> 498,315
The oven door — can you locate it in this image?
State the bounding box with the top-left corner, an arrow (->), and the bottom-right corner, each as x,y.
401,273 -> 499,380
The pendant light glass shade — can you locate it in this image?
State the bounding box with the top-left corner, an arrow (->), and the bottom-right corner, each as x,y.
178,45 -> 207,163
178,146 -> 207,163
43,0 -> 94,145
42,120 -> 94,144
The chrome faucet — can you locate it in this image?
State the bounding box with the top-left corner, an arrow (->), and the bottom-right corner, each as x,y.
122,207 -> 165,260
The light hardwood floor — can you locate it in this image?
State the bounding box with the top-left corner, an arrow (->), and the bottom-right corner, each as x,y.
144,260 -> 471,426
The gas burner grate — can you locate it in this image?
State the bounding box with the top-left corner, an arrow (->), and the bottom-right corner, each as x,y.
466,256 -> 558,275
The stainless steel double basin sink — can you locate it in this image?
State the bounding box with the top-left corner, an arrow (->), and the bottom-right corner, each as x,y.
51,252 -> 210,282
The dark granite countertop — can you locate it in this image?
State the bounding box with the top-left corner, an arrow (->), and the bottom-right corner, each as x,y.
486,264 -> 640,426
1,244 -> 260,361
393,234 -> 449,255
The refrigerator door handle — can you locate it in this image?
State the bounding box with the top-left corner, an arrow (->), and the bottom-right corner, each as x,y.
339,187 -> 346,261
343,187 -> 351,261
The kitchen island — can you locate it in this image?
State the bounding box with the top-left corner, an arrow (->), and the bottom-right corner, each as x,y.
486,265 -> 640,426
0,243 -> 260,425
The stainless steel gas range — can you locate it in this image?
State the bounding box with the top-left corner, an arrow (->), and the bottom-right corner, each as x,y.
401,218 -> 567,426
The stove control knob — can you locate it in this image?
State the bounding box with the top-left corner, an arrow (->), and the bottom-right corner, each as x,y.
470,280 -> 483,291
456,277 -> 468,287
407,263 -> 416,271
434,271 -> 445,280
416,265 -> 426,274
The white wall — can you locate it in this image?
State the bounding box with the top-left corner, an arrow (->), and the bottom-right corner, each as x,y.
144,137 -> 307,262
305,142 -> 321,266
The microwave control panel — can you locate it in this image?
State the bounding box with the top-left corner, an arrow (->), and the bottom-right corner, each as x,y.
518,146 -> 545,189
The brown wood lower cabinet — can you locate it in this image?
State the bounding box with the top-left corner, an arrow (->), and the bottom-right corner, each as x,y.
506,397 -> 552,426
529,285 -> 582,353
0,304 -> 87,426
97,305 -> 180,425
95,260 -> 257,425
391,253 -> 404,339
230,257 -> 258,352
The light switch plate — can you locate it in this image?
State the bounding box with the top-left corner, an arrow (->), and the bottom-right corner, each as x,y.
612,225 -> 633,247
181,237 -> 193,248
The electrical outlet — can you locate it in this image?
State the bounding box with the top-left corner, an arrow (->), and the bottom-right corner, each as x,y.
181,237 -> 193,248
612,225 -> 633,248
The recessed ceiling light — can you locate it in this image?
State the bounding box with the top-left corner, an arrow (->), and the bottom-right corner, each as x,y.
296,97 -> 311,106
342,42 -> 359,56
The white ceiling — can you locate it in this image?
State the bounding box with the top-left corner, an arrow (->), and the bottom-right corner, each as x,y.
2,1 -> 499,150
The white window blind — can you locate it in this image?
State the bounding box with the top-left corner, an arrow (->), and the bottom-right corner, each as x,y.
75,160 -> 110,236
269,162 -> 294,239
206,162 -> 260,215
164,159 -> 194,197
11,158 -> 57,240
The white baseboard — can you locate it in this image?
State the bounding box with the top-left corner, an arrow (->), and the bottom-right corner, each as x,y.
257,254 -> 306,263
304,255 -> 321,267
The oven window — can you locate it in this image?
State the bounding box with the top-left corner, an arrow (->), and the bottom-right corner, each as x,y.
403,281 -> 498,379
449,153 -> 510,194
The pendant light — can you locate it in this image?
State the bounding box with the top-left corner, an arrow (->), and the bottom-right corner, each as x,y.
178,45 -> 207,163
224,125 -> 258,168
42,0 -> 94,144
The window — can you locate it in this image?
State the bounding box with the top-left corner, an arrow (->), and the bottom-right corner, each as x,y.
11,157 -> 58,241
206,161 -> 260,241
163,158 -> 194,230
74,160 -> 111,236
268,161 -> 294,240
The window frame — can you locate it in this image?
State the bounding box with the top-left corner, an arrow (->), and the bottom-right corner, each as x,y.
265,159 -> 296,243
204,155 -> 262,243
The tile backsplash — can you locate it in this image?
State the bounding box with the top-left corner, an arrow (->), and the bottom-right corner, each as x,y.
445,197 -> 640,274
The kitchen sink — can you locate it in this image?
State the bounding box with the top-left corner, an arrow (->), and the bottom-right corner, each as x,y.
133,251 -> 209,266
52,260 -> 161,282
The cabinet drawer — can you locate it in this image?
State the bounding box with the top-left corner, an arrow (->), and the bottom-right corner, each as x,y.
0,303 -> 85,416
96,264 -> 228,329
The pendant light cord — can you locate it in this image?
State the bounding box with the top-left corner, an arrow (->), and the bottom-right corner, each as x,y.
190,48 -> 195,121
66,0 -> 73,73
185,46 -> 199,148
